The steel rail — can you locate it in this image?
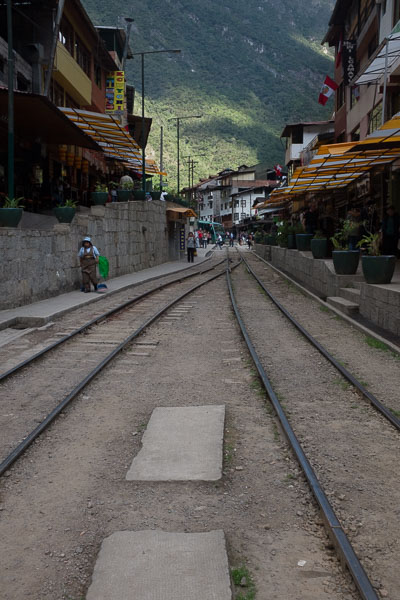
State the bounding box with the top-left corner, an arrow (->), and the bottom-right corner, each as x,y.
226,265 -> 379,600
0,257 -> 226,383
241,251 -> 400,431
0,260 -> 240,476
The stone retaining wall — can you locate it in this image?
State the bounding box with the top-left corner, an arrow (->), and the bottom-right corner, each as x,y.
254,244 -> 400,338
254,244 -> 363,298
0,201 -> 169,309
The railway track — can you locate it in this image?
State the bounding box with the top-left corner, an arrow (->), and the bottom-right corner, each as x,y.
0,255 -> 239,476
228,251 -> 400,599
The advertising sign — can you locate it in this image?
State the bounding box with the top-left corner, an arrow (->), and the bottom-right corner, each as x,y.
180,227 -> 186,251
343,41 -> 357,85
105,71 -> 125,113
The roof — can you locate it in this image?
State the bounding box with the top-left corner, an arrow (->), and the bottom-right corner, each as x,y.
166,205 -> 197,218
0,89 -> 100,150
281,121 -> 334,138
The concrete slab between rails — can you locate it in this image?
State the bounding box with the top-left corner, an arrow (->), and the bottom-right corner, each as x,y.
126,405 -> 225,481
0,250 -> 213,331
86,530 -> 231,600
251,250 -> 400,355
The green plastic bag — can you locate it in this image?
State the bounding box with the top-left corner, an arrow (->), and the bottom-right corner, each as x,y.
98,255 -> 109,279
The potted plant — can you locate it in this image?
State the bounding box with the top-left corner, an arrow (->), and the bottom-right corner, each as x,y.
92,182 -> 108,205
357,231 -> 396,284
117,181 -> 133,202
311,230 -> 328,259
151,187 -> 162,200
331,220 -> 360,274
254,230 -> 264,244
295,225 -> 314,251
277,220 -> 290,248
0,196 -> 25,227
54,199 -> 77,223
132,188 -> 147,201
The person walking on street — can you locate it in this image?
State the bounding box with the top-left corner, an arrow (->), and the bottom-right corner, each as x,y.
247,233 -> 253,250
202,232 -> 208,249
229,232 -> 234,247
79,236 -> 100,293
187,232 -> 196,262
217,234 -> 224,249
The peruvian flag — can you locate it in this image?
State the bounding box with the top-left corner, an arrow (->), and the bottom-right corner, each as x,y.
318,76 -> 338,106
274,164 -> 283,177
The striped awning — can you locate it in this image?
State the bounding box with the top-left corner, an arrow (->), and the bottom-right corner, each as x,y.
356,33 -> 400,85
269,115 -> 400,199
59,108 -> 165,175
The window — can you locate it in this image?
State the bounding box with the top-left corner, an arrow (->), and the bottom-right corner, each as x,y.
0,58 -> 5,78
381,0 -> 387,16
75,35 -> 91,76
234,200 -> 239,207
395,0 -> 400,25
51,80 -> 64,106
369,102 -> 382,134
234,213 -> 239,221
94,64 -> 102,88
17,72 -> 29,92
65,93 -> 79,108
208,201 -> 213,208
336,82 -> 345,110
291,126 -> 303,144
351,126 -> 360,142
350,85 -> 360,109
241,198 -> 246,208
59,17 -> 74,56
368,33 -> 378,58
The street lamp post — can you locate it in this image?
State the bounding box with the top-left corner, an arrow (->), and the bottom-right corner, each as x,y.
132,49 -> 181,193
169,115 -> 202,196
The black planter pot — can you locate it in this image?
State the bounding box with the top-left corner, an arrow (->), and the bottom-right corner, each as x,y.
311,238 -> 328,259
117,190 -> 132,202
295,233 -> 313,251
53,207 -> 76,223
92,192 -> 108,205
0,207 -> 23,227
332,250 -> 360,275
133,190 -> 147,201
361,255 -> 396,284
287,234 -> 296,249
151,191 -> 162,200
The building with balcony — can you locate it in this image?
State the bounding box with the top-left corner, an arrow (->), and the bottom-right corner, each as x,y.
281,121 -> 334,180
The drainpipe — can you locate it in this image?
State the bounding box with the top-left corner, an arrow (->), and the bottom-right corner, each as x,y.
44,0 -> 65,97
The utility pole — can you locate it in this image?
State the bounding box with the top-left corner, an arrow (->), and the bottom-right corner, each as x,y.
7,0 -> 14,200
169,115 -> 202,197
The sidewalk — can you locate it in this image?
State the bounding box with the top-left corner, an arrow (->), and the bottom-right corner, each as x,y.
0,247 -> 213,330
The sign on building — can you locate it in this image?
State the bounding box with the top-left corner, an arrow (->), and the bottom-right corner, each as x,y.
343,41 -> 357,85
106,71 -> 125,113
180,227 -> 186,251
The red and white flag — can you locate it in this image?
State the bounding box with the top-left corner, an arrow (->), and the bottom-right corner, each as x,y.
318,75 -> 338,106
274,164 -> 282,177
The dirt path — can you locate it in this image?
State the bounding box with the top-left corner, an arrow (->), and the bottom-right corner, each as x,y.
0,267 -> 358,599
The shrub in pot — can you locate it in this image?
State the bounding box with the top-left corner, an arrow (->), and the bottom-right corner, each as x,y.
53,199 -> 77,223
357,232 -> 396,284
277,220 -> 290,248
151,191 -> 162,200
0,196 -> 24,227
287,223 -> 303,249
311,230 -> 328,259
117,181 -> 134,201
92,182 -> 108,205
331,220 -> 360,274
254,230 -> 264,244
132,190 -> 147,200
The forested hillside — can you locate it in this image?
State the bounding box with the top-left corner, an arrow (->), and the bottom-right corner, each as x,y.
83,0 -> 335,189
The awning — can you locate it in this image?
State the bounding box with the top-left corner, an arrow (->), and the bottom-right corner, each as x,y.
59,107 -> 164,175
0,88 -> 100,150
166,206 -> 197,218
356,33 -> 400,85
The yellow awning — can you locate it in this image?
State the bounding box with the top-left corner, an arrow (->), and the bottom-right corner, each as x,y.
166,206 -> 197,218
59,108 -> 165,175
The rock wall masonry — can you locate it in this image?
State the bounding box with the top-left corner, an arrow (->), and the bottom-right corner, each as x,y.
0,201 -> 169,310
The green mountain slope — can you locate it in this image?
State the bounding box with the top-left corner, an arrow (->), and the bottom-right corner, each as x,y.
83,0 -> 335,189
